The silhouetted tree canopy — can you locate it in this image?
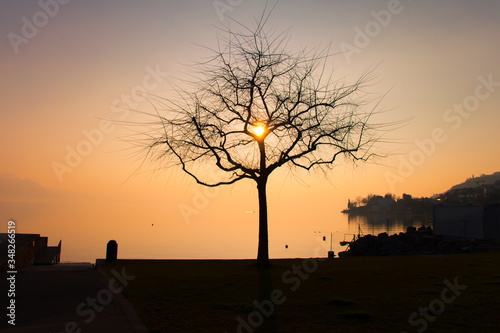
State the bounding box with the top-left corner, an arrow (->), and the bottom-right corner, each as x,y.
139,14 -> 384,265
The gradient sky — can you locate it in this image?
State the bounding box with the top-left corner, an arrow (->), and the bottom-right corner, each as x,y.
1,0 -> 499,261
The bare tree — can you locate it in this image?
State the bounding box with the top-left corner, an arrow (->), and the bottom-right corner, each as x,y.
141,16 -> 382,265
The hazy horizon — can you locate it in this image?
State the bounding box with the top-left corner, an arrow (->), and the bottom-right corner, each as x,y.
2,0 -> 499,261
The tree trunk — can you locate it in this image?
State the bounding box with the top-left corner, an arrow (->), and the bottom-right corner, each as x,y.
257,177 -> 269,266
256,139 -> 269,266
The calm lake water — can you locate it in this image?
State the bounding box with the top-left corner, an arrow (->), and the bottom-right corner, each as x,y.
55,212 -> 433,263
345,213 -> 432,237
9,199 -> 431,263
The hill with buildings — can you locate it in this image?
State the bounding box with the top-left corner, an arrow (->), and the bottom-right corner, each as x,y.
449,172 -> 500,191
342,171 -> 500,215
441,171 -> 500,204
342,193 -> 436,216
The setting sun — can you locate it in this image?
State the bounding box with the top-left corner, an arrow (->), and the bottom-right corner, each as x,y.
254,124 -> 265,137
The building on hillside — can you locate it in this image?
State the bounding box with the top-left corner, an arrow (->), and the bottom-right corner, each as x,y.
433,204 -> 500,240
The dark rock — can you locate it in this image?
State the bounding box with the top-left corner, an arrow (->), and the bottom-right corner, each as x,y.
407,226 -> 417,234
339,225 -> 495,257
378,232 -> 389,239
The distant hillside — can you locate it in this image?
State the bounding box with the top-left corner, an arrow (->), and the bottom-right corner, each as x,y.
0,174 -> 56,202
343,172 -> 500,215
449,172 -> 500,191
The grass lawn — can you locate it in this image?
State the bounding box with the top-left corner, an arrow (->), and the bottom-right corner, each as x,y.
103,251 -> 500,332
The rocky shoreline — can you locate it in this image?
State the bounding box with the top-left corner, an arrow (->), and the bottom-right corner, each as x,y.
338,226 -> 499,257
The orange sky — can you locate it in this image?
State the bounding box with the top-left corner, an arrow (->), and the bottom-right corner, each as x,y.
1,0 -> 499,262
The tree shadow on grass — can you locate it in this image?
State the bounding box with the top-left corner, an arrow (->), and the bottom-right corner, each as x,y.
255,263 -> 278,333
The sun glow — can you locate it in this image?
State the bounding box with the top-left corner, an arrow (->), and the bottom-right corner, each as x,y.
254,124 -> 266,137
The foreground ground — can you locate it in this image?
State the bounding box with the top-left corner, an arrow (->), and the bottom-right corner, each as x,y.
104,251 -> 500,332
0,264 -> 143,332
